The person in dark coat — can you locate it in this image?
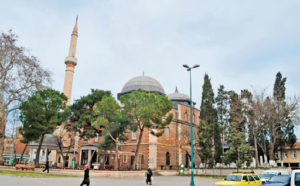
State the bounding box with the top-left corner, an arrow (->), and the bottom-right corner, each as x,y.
42,160 -> 50,173
80,164 -> 90,186
146,167 -> 153,185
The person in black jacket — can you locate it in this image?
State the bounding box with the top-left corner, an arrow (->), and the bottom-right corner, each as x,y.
80,164 -> 90,186
42,160 -> 50,173
146,167 -> 153,185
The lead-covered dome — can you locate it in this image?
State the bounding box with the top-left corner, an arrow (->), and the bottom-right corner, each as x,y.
167,87 -> 190,102
118,75 -> 165,98
167,87 -> 192,107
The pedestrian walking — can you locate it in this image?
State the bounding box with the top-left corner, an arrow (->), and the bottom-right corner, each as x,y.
80,164 -> 90,186
146,167 -> 152,185
42,160 -> 50,173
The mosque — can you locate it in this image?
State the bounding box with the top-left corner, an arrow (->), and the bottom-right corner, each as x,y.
28,18 -> 201,170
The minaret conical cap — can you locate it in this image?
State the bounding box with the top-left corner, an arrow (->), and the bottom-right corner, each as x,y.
72,16 -> 78,36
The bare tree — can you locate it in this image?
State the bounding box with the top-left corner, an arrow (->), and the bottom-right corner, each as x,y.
251,90 -> 269,166
267,96 -> 299,161
7,111 -> 21,165
0,31 -> 51,160
53,124 -> 76,168
251,90 -> 300,164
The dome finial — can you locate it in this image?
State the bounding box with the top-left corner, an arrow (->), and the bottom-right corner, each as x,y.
175,86 -> 178,93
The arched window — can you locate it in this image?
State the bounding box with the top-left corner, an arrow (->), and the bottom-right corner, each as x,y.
166,152 -> 170,166
175,111 -> 179,119
165,128 -> 170,140
132,131 -> 136,140
193,113 -> 195,123
184,112 -> 188,121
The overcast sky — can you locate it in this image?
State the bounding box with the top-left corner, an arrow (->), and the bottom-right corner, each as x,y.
1,0 -> 300,135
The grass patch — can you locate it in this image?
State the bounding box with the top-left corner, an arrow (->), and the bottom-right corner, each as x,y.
0,170 -> 74,177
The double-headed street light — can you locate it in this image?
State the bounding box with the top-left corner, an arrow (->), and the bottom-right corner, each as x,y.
183,64 -> 199,186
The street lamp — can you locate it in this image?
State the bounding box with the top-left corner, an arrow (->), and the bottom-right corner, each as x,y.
183,64 -> 199,186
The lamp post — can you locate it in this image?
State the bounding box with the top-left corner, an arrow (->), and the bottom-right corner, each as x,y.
183,64 -> 199,186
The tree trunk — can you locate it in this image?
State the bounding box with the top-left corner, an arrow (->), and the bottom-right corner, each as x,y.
59,149 -> 65,168
13,138 -> 17,165
114,141 -> 119,171
88,150 -> 96,167
35,133 -> 45,167
269,145 -> 275,161
253,133 -> 259,167
20,143 -> 28,162
0,113 -> 6,161
103,155 -> 108,169
131,127 -> 144,170
237,151 -> 240,173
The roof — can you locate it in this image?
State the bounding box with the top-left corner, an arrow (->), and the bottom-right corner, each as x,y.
30,134 -> 58,147
282,142 -> 300,149
118,75 -> 165,98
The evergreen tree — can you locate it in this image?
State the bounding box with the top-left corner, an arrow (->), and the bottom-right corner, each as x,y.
273,72 -> 286,101
197,120 -> 213,168
215,85 -> 230,154
222,91 -> 254,171
120,89 -> 173,170
269,72 -> 297,160
70,89 -> 111,138
19,89 -> 69,166
199,74 -> 222,164
92,96 -> 129,170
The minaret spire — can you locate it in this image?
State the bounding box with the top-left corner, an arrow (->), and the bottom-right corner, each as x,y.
175,86 -> 178,93
63,16 -> 78,105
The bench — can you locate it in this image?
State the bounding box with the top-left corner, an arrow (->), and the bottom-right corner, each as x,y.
15,164 -> 35,171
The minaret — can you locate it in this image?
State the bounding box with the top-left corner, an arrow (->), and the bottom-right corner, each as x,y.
63,16 -> 78,105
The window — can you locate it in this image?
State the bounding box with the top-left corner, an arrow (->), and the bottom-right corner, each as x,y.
295,173 -> 300,185
64,156 -> 69,167
184,112 -> 188,121
242,176 -> 248,181
166,128 -> 170,140
141,155 -> 145,164
81,150 -> 88,165
252,174 -> 260,181
105,155 -> 109,165
283,152 -> 288,159
248,176 -> 255,182
175,112 -> 179,119
166,152 -> 170,166
123,155 -> 127,163
132,131 -> 136,140
193,114 -> 195,123
292,151 -> 297,159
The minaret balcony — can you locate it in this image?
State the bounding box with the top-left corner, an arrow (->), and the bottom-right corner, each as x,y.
65,56 -> 78,66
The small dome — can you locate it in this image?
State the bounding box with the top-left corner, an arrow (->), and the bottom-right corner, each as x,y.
167,87 -> 190,102
118,75 -> 165,98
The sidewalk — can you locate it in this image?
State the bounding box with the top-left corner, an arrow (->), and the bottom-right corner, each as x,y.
0,165 -> 178,177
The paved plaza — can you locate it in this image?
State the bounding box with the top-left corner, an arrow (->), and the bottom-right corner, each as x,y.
0,174 -> 220,186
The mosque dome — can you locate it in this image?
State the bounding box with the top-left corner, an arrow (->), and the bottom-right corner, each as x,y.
118,75 -> 165,98
167,87 -> 190,102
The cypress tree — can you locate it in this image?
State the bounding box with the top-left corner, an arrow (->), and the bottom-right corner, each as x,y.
199,74 -> 222,165
215,85 -> 230,154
